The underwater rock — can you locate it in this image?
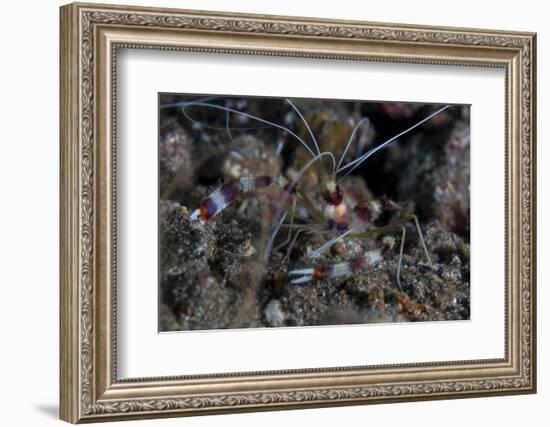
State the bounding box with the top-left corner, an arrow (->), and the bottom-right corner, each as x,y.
159,201 -> 237,331
159,117 -> 193,199
386,118 -> 470,238
264,299 -> 286,327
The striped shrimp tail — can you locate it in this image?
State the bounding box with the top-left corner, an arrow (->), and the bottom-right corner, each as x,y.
288,236 -> 395,284
190,175 -> 284,224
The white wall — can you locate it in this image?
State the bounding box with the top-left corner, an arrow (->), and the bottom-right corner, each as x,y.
0,0 -> 545,425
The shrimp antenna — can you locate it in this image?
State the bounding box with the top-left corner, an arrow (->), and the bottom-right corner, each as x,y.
285,99 -> 322,157
262,213 -> 288,264
224,110 -> 246,157
337,105 -> 450,183
177,100 -> 273,132
177,100 -> 320,160
306,227 -> 356,258
336,117 -> 370,171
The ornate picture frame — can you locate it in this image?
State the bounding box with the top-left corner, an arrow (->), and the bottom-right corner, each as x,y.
60,2 -> 536,423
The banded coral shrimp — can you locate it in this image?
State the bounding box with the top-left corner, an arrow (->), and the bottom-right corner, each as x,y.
159,94 -> 469,329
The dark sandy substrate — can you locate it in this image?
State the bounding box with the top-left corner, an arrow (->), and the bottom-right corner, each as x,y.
159,199 -> 470,331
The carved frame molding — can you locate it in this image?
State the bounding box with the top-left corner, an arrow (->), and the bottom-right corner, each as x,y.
60,2 -> 536,423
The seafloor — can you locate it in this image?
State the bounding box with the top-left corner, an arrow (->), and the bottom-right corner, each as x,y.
158,97 -> 470,331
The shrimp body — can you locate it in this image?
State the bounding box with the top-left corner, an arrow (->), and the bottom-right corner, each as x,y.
176,97 -> 449,288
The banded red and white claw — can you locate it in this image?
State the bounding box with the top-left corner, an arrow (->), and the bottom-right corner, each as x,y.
288,268 -> 315,285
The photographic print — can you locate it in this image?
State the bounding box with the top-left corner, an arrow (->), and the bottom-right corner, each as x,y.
158,94 -> 471,332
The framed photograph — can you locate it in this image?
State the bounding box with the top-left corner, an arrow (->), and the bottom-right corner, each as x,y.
60,2 -> 537,423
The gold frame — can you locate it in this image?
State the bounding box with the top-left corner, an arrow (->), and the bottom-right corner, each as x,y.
60,2 -> 537,423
